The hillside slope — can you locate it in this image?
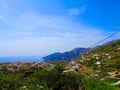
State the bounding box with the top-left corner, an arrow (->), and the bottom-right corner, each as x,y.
64,39 -> 120,88
81,39 -> 120,72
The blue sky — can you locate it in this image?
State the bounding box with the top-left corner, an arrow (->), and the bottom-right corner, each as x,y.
0,0 -> 120,56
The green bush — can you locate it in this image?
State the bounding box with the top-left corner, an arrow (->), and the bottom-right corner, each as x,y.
86,78 -> 119,90
0,63 -> 119,90
0,73 -> 19,90
34,64 -> 85,90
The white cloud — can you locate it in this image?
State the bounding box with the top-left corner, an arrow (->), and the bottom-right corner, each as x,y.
0,34 -> 104,56
0,11 -> 107,56
5,12 -> 104,38
68,7 -> 86,15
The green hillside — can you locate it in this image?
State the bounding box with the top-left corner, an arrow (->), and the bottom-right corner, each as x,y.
0,40 -> 120,90
75,39 -> 120,89
78,39 -> 120,72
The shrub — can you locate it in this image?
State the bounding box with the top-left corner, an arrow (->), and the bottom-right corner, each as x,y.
0,73 -> 19,90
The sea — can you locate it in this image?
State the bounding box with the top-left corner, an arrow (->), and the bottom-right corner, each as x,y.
0,56 -> 44,63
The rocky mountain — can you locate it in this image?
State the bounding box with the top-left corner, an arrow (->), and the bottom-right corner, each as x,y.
42,48 -> 89,62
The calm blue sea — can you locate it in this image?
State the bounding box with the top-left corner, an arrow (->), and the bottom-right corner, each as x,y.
0,56 -> 43,63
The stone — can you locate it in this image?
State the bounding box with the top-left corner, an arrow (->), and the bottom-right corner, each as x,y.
96,61 -> 101,65
108,56 -> 111,59
105,53 -> 109,56
95,56 -> 100,60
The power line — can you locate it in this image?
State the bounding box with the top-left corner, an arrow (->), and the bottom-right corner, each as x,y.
88,30 -> 120,48
80,30 -> 120,58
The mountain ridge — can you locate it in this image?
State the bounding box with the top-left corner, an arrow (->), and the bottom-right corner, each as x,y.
42,47 -> 89,62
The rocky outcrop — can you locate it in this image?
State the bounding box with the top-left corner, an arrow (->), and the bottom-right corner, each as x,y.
0,62 -> 54,72
63,61 -> 82,73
